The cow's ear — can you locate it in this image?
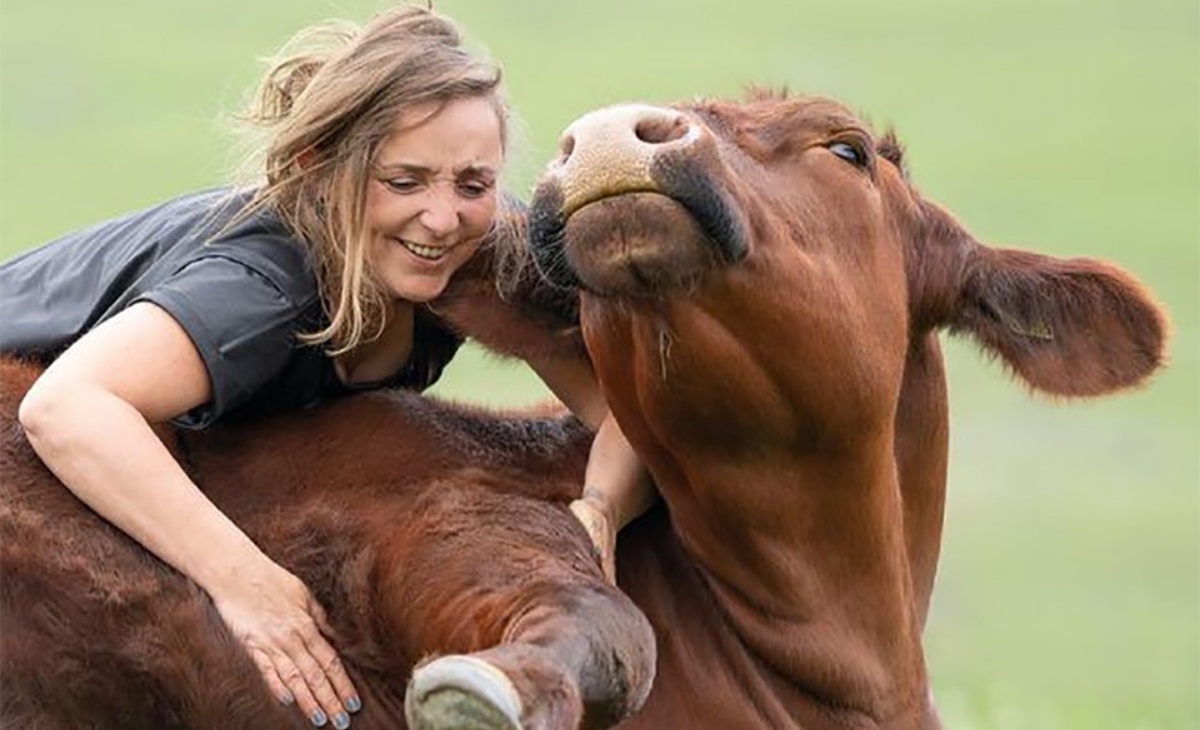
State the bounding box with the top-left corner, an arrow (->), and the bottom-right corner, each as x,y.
946,245 -> 1169,397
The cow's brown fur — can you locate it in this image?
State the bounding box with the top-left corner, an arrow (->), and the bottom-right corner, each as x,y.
0,91 -> 1168,730
0,354 -> 656,729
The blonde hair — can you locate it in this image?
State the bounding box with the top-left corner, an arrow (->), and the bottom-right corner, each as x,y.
234,4 -> 511,355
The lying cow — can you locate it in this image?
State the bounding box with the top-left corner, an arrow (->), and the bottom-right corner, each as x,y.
0,90 -> 1167,730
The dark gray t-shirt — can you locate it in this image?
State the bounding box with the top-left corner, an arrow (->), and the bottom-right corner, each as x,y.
0,188 -> 462,428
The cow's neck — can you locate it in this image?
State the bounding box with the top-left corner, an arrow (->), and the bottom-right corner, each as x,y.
664,444 -> 926,713
585,297 -> 929,722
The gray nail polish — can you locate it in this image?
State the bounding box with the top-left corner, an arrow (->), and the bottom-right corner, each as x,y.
333,712 -> 350,729
311,709 -> 328,727
280,691 -> 295,706
346,696 -> 362,713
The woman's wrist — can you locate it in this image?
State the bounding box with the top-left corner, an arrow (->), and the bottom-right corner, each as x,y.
580,485 -> 617,524
187,529 -> 279,597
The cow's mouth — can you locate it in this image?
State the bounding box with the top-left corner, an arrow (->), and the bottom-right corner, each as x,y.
531,191 -> 715,297
528,104 -> 748,297
529,184 -> 742,298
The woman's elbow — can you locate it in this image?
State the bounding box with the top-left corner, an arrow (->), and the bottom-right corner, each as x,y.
18,374 -> 85,450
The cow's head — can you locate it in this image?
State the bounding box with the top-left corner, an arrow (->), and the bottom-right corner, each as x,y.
528,92 -> 1167,455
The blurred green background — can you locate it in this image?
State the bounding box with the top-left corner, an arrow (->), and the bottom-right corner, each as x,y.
2,1 -> 1196,727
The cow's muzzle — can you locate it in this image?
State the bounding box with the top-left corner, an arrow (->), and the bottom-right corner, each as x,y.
529,104 -> 747,295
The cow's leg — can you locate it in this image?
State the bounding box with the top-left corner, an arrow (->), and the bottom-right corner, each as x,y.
383,483 -> 656,730
406,580 -> 655,730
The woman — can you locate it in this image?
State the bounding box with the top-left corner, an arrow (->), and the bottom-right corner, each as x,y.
0,6 -> 653,729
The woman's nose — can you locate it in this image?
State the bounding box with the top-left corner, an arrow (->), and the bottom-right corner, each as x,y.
419,189 -> 460,238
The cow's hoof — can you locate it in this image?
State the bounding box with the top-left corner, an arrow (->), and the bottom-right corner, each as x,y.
406,655 -> 524,730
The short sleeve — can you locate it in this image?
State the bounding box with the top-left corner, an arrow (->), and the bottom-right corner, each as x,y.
134,254 -> 310,429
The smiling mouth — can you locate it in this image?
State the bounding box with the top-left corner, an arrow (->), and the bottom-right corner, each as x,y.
397,239 -> 452,261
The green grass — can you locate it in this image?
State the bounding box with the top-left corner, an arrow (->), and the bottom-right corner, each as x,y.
2,1 -> 1197,727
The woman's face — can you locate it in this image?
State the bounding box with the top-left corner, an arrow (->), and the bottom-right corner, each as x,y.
365,96 -> 504,303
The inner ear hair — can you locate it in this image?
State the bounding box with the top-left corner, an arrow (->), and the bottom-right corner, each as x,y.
974,290 -> 1055,342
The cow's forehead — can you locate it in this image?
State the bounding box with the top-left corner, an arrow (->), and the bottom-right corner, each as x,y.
676,93 -> 909,177
682,94 -> 871,137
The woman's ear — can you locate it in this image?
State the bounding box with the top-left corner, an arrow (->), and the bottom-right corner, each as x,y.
947,245 -> 1169,397
297,147 -> 319,170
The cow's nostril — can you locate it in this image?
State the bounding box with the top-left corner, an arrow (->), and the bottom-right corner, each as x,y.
634,114 -> 689,146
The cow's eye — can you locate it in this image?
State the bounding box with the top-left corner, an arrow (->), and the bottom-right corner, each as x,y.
828,141 -> 869,169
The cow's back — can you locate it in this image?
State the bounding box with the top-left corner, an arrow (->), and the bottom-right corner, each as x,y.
0,360 -> 303,728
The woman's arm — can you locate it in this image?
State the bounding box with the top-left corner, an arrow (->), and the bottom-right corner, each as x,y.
18,302 -> 360,727
571,414 -> 659,582
526,352 -> 658,583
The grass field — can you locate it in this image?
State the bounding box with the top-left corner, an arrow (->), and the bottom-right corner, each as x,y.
2,1 -> 1197,727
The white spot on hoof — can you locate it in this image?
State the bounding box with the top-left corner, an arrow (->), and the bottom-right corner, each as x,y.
406,655 -> 524,730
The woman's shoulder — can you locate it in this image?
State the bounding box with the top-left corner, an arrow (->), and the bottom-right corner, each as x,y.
102,188 -> 321,333
177,189 -> 319,307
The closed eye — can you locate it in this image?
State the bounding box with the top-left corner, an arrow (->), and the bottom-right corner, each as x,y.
456,179 -> 495,199
383,178 -> 421,193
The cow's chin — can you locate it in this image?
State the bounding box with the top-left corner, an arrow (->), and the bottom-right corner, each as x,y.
563,192 -> 716,298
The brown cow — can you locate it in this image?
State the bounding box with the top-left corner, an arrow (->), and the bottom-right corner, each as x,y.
522,93 -> 1166,728
0,91 -> 1167,730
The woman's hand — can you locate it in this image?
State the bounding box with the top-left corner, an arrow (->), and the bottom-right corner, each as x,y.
209,561 -> 361,728
569,491 -> 617,584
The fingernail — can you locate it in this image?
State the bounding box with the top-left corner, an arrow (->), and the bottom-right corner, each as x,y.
280,691 -> 295,706
333,712 -> 351,729
346,696 -> 362,713
311,709 -> 328,727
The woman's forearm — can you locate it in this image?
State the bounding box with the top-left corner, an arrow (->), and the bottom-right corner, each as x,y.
19,382 -> 271,592
583,414 -> 658,530
525,351 -> 659,530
